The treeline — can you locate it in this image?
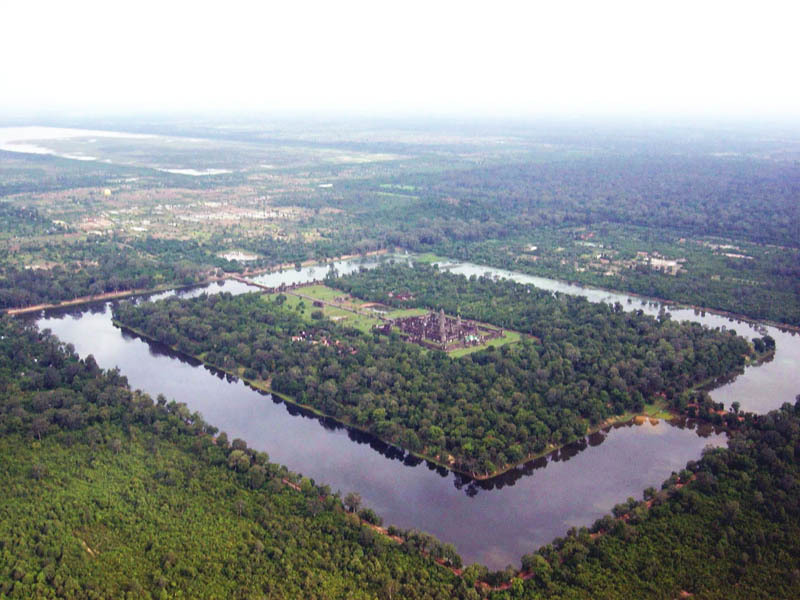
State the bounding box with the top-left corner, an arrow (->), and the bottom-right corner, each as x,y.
382,155 -> 800,249
0,224 -> 384,311
0,242 -> 208,309
430,227 -> 800,327
0,316 -> 467,599
131,237 -> 242,272
115,278 -> 750,476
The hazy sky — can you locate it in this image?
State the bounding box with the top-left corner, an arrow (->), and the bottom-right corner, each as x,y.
2,0 -> 799,118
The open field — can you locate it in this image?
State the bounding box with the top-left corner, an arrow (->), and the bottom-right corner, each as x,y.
413,252 -> 448,264
383,307 -> 428,318
265,287 -> 384,333
269,284 -> 523,354
448,328 -> 522,357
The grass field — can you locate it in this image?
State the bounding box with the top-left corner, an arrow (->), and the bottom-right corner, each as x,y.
448,328 -> 522,357
295,284 -> 345,302
265,286 -> 383,333
384,307 -> 428,318
413,252 -> 448,264
266,284 -> 523,355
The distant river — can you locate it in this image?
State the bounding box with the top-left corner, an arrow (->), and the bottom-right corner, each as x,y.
32,255 -> 800,568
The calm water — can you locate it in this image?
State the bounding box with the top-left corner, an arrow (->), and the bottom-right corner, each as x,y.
33,257 -> 800,568
440,260 -> 800,414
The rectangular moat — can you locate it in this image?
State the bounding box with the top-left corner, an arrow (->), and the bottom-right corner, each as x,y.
29,256 -> 800,569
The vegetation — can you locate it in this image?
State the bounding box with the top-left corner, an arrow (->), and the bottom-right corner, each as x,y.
2,120 -> 800,596
0,317 -> 467,599
0,202 -> 71,238
0,240 -> 210,309
4,127 -> 799,325
114,270 -> 752,476
429,224 -> 800,326
502,400 -> 800,599
1,313 -> 799,598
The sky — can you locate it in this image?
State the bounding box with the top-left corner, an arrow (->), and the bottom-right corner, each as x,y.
2,0 -> 799,119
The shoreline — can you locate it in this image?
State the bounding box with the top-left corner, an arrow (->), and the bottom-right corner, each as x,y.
439,256 -> 800,334
2,249 -> 390,316
3,281 -> 222,315
112,319 -> 739,483
6,247 -> 799,334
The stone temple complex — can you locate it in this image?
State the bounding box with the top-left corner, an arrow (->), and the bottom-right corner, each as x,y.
384,309 -> 502,351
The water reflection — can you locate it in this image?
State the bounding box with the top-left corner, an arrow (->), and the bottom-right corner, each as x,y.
27,254 -> 799,569
123,318 -> 730,500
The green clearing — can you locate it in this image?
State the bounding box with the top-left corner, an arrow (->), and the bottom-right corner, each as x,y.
265,287 -> 383,333
375,191 -> 419,200
267,286 -> 519,355
606,401 -> 675,427
295,284 -> 346,302
413,252 -> 448,264
384,307 -> 428,318
448,328 -> 522,358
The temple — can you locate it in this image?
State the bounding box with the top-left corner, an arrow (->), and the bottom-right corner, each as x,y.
381,309 -> 503,351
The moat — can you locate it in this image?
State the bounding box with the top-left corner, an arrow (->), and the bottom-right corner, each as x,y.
33,255 -> 800,568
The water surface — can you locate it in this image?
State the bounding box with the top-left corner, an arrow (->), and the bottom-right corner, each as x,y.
33,256 -> 800,568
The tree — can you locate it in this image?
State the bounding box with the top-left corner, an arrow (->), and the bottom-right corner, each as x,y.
249,464 -> 267,489
228,450 -> 250,473
30,417 -> 48,440
30,463 -> 47,480
343,492 -> 362,513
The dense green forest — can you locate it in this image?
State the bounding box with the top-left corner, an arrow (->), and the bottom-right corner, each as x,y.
371,156 -> 800,249
2,123 -> 800,597
0,240 -> 211,309
0,316 -> 467,599
114,277 -> 751,476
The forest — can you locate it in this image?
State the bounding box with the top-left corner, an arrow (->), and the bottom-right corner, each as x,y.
0,316 -> 467,599
114,272 -> 752,477
0,240 -> 211,310
428,226 -> 800,327
368,155 -> 800,249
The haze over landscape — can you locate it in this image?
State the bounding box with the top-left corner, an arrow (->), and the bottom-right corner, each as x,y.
3,0 -> 800,119
1,2 -> 800,599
